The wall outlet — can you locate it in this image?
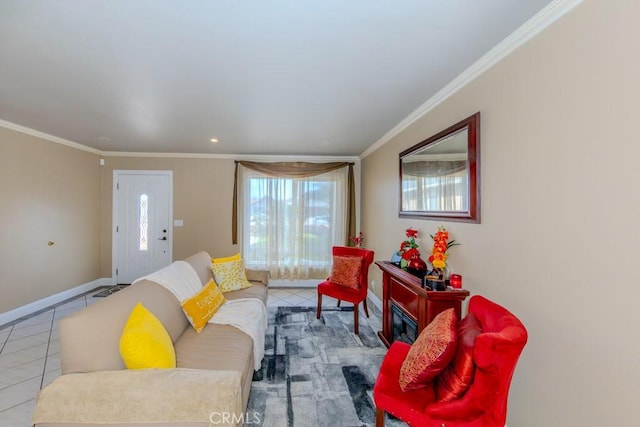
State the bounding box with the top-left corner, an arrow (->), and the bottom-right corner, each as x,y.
370,280 -> 375,289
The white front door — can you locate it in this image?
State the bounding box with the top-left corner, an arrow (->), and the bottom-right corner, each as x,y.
113,171 -> 173,284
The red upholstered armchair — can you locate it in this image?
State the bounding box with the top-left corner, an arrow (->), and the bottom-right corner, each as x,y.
374,295 -> 528,427
316,246 -> 375,334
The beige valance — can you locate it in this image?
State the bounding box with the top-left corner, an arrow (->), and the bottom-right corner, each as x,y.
402,160 -> 467,178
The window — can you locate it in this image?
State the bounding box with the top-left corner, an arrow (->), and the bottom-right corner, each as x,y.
242,168 -> 348,280
139,193 -> 149,251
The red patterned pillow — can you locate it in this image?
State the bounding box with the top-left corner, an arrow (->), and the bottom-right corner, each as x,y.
399,308 -> 458,392
435,312 -> 483,401
329,255 -> 362,289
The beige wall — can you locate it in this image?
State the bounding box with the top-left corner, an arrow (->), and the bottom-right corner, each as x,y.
0,127 -> 101,313
362,1 -> 639,425
100,156 -> 239,276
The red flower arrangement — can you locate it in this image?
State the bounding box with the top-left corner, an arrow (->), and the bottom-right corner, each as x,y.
397,228 -> 420,261
349,231 -> 365,248
428,226 -> 459,269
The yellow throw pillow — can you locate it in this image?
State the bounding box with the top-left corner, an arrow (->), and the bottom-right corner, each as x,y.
211,253 -> 241,264
211,258 -> 253,293
119,302 -> 176,369
181,279 -> 226,332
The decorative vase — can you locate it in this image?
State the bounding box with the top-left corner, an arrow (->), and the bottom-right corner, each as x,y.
442,264 -> 452,286
405,253 -> 428,278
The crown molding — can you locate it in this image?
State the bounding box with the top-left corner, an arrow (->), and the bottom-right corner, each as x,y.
0,119 -> 103,155
104,151 -> 359,162
0,120 -> 357,162
359,0 -> 583,159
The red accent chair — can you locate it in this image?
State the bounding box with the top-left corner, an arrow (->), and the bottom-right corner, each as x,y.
316,246 -> 375,334
373,295 -> 528,427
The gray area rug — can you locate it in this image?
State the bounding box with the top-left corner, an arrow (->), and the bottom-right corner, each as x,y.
247,306 -> 405,427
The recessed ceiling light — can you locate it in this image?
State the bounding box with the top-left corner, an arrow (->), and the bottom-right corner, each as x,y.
210,138 -> 219,144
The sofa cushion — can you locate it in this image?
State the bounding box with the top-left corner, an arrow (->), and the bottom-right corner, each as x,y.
329,255 -> 363,289
435,312 -> 483,401
211,258 -> 253,292
183,251 -> 215,285
224,282 -> 268,304
175,323 -> 255,410
59,281 -> 189,374
181,279 -> 226,332
119,303 -> 176,369
399,308 -> 458,391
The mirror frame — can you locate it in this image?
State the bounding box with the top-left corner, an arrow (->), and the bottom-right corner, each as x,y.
399,112 -> 480,223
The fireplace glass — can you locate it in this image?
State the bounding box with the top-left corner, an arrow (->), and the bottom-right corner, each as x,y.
391,304 -> 418,344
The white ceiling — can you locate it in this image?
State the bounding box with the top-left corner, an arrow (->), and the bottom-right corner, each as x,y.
0,0 -> 554,156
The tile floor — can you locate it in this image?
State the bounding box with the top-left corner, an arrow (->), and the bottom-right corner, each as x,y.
0,286 -> 381,426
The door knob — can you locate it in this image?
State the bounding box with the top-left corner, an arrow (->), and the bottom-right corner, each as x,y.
158,236 -> 167,241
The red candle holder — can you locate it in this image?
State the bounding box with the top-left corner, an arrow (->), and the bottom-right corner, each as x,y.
449,274 -> 462,289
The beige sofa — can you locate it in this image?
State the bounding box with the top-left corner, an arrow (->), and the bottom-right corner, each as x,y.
33,251 -> 269,427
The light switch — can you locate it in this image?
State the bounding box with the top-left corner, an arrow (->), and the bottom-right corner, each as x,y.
173,219 -> 184,227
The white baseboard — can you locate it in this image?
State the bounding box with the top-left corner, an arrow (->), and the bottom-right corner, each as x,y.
367,291 -> 382,311
0,277 -> 113,327
269,279 -> 318,288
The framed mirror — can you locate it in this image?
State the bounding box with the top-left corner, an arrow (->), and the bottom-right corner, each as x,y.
399,112 -> 480,223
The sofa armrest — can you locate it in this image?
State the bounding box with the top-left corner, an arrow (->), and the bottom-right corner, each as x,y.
245,269 -> 269,286
34,368 -> 243,426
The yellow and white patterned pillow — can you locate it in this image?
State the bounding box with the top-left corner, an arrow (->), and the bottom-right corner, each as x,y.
181,279 -> 226,332
211,258 -> 253,293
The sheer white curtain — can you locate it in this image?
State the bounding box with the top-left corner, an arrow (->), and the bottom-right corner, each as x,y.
403,170 -> 468,211
241,167 -> 347,280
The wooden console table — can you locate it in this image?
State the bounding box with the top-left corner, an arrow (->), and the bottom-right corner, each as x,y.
376,261 -> 470,348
